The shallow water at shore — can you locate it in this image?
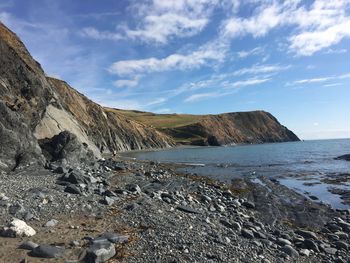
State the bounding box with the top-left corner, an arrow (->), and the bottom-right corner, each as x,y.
123,139 -> 350,209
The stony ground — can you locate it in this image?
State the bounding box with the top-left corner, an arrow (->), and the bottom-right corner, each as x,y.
0,158 -> 349,263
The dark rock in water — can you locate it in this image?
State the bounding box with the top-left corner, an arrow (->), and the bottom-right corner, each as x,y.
39,131 -> 95,165
64,184 -> 82,195
335,154 -> 350,161
30,245 -> 65,258
85,240 -> 116,263
176,205 -> 199,214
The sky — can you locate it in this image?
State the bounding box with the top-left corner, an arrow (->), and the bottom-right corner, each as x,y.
0,0 -> 350,140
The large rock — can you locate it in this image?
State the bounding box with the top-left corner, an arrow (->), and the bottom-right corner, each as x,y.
31,245 -> 65,258
335,154 -> 350,161
85,240 -> 116,263
0,218 -> 36,237
39,131 -> 96,165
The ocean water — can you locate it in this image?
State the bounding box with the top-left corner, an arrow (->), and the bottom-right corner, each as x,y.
124,139 -> 350,209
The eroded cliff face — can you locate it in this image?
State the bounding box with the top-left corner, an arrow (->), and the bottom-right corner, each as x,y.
162,111 -> 300,146
42,78 -> 174,152
0,22 -> 173,171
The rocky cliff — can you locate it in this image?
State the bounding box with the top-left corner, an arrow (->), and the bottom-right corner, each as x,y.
114,110 -> 300,146
0,21 -> 299,172
162,111 -> 300,146
0,22 -> 173,171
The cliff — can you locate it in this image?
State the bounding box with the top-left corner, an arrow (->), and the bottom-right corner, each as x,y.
0,21 -> 299,171
0,22 -> 173,171
114,110 -> 300,146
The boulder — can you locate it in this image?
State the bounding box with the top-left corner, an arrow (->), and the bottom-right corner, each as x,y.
85,240 -> 116,263
31,245 -> 65,258
0,218 -> 36,237
39,131 -> 96,165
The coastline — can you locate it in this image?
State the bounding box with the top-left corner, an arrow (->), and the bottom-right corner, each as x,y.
0,157 -> 349,262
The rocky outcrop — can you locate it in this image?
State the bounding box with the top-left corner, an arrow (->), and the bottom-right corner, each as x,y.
45,77 -> 174,153
161,111 -> 299,146
39,131 -> 96,165
0,22 -> 173,171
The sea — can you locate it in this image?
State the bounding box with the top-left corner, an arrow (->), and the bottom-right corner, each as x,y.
123,139 -> 350,209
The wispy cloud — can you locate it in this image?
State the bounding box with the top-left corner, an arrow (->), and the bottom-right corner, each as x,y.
80,27 -> 123,41
291,72 -> 350,85
109,40 -> 227,76
233,64 -> 290,76
232,78 -> 270,87
237,46 -> 265,58
113,76 -> 140,88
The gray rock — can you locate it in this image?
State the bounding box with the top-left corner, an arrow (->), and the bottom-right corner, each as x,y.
242,201 -> 255,209
303,239 -> 319,252
85,240 -> 116,263
18,241 -> 38,250
334,241 -> 348,250
299,249 -> 310,257
295,229 -> 318,240
103,196 -> 114,206
282,245 -> 299,258
125,184 -> 141,194
277,238 -> 291,246
64,184 -> 82,195
31,245 -> 65,258
241,229 -> 254,239
94,232 -> 129,244
44,219 -> 58,227
323,247 -> 337,255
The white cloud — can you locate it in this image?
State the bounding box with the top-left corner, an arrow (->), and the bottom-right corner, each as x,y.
323,48 -> 347,54
113,76 -> 140,88
184,92 -> 223,102
294,77 -> 333,84
84,0 -> 220,44
80,27 -> 123,41
221,0 -> 350,56
232,78 -> 270,87
233,64 -> 290,76
237,46 -> 264,58
109,40 -> 227,76
291,71 -> 350,85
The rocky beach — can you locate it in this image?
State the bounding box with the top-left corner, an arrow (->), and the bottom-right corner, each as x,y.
1,144 -> 350,262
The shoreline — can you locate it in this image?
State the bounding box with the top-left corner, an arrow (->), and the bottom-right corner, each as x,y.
0,157 -> 349,262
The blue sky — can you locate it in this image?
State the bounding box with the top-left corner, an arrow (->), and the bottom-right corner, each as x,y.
1,0 -> 350,140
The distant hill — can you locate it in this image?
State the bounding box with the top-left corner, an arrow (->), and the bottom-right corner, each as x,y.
113,109 -> 300,145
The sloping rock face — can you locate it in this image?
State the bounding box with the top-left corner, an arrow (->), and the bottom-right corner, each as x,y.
46,78 -> 174,152
163,111 -> 300,146
0,22 -> 173,171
